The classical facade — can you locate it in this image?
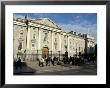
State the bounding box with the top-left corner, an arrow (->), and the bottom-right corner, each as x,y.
13,18 -> 95,60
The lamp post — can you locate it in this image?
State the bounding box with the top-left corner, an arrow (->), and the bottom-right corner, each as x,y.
25,15 -> 29,48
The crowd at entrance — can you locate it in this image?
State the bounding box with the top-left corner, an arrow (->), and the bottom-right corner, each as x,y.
38,57 -> 58,67
37,55 -> 96,67
14,51 -> 97,69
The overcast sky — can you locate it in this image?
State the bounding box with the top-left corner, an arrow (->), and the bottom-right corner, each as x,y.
14,13 -> 97,43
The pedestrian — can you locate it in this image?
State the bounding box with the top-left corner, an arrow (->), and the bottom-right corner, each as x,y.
41,57 -> 44,67
75,57 -> 78,65
39,57 -> 44,67
63,57 -> 66,64
72,57 -> 74,65
51,57 -> 55,66
46,57 -> 48,66
14,59 -> 18,69
38,58 -> 41,66
23,50 -> 26,61
17,57 -> 22,69
48,57 -> 51,66
69,56 -> 72,64
66,57 -> 68,64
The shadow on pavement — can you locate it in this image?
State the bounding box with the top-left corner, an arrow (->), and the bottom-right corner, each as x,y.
14,65 -> 36,75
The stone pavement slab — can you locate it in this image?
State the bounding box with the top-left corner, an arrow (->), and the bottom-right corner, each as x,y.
14,61 -> 97,75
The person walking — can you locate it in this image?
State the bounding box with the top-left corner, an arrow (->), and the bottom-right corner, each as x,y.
72,57 -> 74,65
39,57 -> 44,67
48,57 -> 51,66
45,57 -> 48,66
51,57 -> 55,66
38,58 -> 41,66
41,57 -> 44,67
69,56 -> 72,64
17,57 -> 22,69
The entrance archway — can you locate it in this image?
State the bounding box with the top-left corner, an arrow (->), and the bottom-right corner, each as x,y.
42,47 -> 49,59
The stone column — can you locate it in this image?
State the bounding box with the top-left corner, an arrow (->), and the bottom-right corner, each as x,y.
27,26 -> 30,53
67,35 -> 70,57
59,32 -> 61,51
38,28 -> 41,59
51,31 -> 54,51
67,36 -> 69,52
51,30 -> 54,58
58,32 -> 62,60
38,28 -> 41,50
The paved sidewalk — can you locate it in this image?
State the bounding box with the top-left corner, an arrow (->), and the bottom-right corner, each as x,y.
14,61 -> 97,75
26,61 -> 96,75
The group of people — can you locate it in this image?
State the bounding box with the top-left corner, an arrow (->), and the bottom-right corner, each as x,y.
14,55 -> 96,68
38,55 -> 96,67
63,55 -> 97,65
38,57 -> 58,67
63,56 -> 85,65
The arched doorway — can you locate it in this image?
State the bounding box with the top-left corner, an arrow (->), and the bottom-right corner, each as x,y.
42,47 -> 49,59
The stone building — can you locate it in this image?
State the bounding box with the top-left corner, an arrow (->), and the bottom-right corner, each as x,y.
13,18 -> 95,61
84,34 -> 95,54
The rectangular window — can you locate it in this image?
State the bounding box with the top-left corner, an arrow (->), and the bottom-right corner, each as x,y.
32,44 -> 35,47
33,27 -> 36,32
54,42 -> 57,50
44,32 -> 48,42
33,27 -> 35,30
19,30 -> 23,38
33,34 -> 36,39
18,42 -> 22,50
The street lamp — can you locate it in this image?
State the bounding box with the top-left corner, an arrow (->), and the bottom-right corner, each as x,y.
25,15 -> 29,47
